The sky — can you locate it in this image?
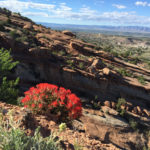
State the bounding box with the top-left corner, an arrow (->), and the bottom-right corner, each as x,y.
0,0 -> 150,26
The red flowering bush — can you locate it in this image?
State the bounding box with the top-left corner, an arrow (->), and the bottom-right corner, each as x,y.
21,83 -> 82,121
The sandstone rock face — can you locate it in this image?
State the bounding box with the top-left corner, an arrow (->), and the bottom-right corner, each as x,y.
104,101 -> 111,107
23,23 -> 32,29
70,41 -> 83,51
82,113 -> 146,150
14,57 -> 150,105
143,109 -> 150,116
101,106 -> 119,116
103,68 -> 110,75
0,10 -> 150,110
91,59 -> 105,69
62,30 -> 76,37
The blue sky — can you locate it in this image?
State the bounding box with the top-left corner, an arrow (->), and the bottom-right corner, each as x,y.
0,0 -> 150,26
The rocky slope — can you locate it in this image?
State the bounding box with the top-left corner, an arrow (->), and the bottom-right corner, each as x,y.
0,8 -> 150,150
0,101 -> 149,150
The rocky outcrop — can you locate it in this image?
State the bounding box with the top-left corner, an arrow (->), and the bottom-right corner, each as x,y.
0,9 -> 150,113
23,23 -> 32,30
62,30 -> 76,37
1,101 -> 149,150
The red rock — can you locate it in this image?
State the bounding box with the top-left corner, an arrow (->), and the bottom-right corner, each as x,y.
104,101 -> 111,107
136,106 -> 142,114
111,102 -> 116,109
62,30 -> 76,37
121,105 -> 125,110
126,106 -> 129,111
103,68 -> 110,75
143,109 -> 150,116
133,107 -> 138,114
23,23 -> 32,29
91,59 -> 104,69
49,121 -> 56,126
96,111 -> 104,117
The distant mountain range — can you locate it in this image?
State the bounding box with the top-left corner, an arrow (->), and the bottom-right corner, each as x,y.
38,22 -> 150,34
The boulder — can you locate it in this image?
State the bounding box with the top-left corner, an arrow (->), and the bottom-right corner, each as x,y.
143,109 -> 150,116
111,102 -> 116,109
81,113 -> 146,150
91,59 -> 104,69
23,23 -> 32,30
101,106 -> 119,116
103,68 -> 110,75
104,101 -> 111,107
137,106 -> 142,114
62,30 -> 76,37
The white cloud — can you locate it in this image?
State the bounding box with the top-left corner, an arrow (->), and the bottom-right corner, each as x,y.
0,0 -> 150,25
94,0 -> 104,5
80,7 -> 97,15
135,1 -> 148,6
0,0 -> 55,12
22,12 -> 49,17
113,4 -> 126,9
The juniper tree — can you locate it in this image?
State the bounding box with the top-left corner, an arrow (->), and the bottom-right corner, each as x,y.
0,48 -> 19,104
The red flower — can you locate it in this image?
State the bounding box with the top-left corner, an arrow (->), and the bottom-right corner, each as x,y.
38,104 -> 43,108
31,104 -> 35,108
60,95 -> 65,101
66,101 -> 73,109
59,101 -> 65,105
22,83 -> 82,120
51,101 -> 58,107
21,96 -> 30,103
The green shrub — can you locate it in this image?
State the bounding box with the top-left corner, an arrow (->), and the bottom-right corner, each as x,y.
66,59 -> 74,68
0,77 -> 19,104
103,45 -> 114,53
116,98 -> 126,112
0,111 -> 62,150
6,17 -> 11,24
137,76 -> 146,85
121,50 -> 132,58
0,21 -> 5,31
78,62 -> 84,69
0,24 -> 5,31
73,140 -> 83,150
129,119 -> 138,131
16,36 -> 28,42
128,57 -> 139,65
0,48 -> 18,76
58,50 -> 65,56
0,48 -> 19,104
112,51 -> 119,57
22,29 -> 30,35
59,123 -> 67,132
9,30 -> 18,39
117,68 -> 133,77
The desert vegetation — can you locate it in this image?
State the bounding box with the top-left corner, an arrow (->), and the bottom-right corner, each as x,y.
0,47 -> 83,149
0,48 -> 19,104
76,32 -> 150,70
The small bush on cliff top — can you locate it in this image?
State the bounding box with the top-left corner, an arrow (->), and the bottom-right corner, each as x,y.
0,48 -> 19,104
21,83 -> 82,122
